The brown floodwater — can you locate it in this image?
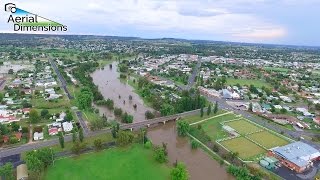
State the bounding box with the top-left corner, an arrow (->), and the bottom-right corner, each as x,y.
91,62 -> 153,122
148,121 -> 234,180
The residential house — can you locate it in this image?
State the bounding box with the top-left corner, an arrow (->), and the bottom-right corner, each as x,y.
33,132 -> 44,141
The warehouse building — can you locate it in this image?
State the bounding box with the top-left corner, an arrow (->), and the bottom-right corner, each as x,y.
268,141 -> 320,173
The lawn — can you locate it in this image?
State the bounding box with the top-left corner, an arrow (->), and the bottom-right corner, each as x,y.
263,67 -> 290,73
247,131 -> 289,149
225,119 -> 262,135
198,113 -> 239,140
82,110 -> 102,123
45,145 -> 171,180
32,97 -> 71,109
182,110 -> 227,124
226,78 -> 271,88
220,137 -> 266,160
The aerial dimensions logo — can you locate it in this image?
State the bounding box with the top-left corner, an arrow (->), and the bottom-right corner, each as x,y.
4,3 -> 67,32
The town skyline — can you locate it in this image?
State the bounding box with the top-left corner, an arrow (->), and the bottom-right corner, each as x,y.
0,0 -> 319,46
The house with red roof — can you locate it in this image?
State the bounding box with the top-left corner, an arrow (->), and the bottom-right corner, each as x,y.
49,127 -> 59,136
2,135 -> 9,143
15,132 -> 22,141
313,116 -> 320,125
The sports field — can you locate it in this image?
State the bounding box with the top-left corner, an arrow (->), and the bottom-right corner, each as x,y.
200,113 -> 239,140
225,119 -> 262,134
247,131 -> 289,149
45,145 -> 171,180
220,137 -> 266,160
226,78 -> 271,88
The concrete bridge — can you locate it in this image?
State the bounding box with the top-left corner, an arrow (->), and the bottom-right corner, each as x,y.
120,108 -> 201,131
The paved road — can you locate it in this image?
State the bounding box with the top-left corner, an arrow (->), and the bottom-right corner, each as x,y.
76,111 -> 90,134
49,59 -> 73,99
0,108 -> 201,159
206,96 -> 320,148
0,79 -> 6,87
49,59 -> 89,133
186,58 -> 201,90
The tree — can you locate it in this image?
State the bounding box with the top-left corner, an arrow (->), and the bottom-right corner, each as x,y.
64,110 -> 73,121
191,140 -> 199,149
200,106 -> 204,117
79,128 -> 84,142
145,110 -> 155,119
280,108 -> 287,114
170,162 -> 189,180
111,122 -> 120,138
248,103 -> 253,112
116,130 -> 134,146
0,162 -> 14,180
114,108 -> 123,117
72,131 -> 77,143
214,101 -> 218,114
154,145 -> 167,163
0,93 -> 3,102
77,87 -> 93,109
58,132 -> 64,148
29,109 -> 40,124
228,152 -> 239,162
8,69 -> 14,74
24,148 -> 53,176
121,112 -> 133,123
94,139 -> 103,151
0,123 -> 8,135
207,104 -> 212,116
40,109 -> 49,118
71,142 -> 87,155
11,122 -> 19,132
177,121 -> 190,137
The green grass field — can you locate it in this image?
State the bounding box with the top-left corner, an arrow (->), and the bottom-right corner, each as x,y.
247,131 -> 289,149
220,137 -> 266,160
263,67 -> 290,73
45,145 -> 171,180
32,97 -> 71,109
182,110 -> 227,124
225,119 -> 262,134
198,113 -> 239,140
226,78 -> 271,88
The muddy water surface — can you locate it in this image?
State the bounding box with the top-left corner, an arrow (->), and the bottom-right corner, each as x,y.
91,62 -> 153,122
148,121 -> 234,180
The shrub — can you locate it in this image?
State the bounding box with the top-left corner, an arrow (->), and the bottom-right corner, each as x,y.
191,140 -> 199,149
144,140 -> 152,149
9,137 -> 19,144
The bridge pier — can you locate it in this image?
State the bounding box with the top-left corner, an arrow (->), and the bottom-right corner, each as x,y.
162,121 -> 166,124
147,124 -> 150,128
130,128 -> 133,131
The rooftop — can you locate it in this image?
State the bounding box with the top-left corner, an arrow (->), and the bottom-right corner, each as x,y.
272,141 -> 320,167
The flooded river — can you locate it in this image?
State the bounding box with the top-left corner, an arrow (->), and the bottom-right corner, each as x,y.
92,61 -> 233,180
148,121 -> 234,180
91,62 -> 153,122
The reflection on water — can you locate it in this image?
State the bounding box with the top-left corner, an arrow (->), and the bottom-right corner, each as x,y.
91,62 -> 153,122
148,121 -> 234,180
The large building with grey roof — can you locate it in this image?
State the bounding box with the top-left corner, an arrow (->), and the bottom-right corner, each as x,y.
268,141 -> 320,173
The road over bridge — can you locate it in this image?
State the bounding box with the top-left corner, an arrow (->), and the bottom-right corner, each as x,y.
0,109 -> 201,159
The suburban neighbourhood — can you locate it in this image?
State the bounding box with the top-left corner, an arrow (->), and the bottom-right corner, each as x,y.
0,33 -> 319,180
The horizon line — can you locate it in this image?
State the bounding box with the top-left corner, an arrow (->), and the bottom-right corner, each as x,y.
0,32 -> 319,49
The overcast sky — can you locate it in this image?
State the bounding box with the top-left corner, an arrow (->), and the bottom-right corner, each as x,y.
0,0 -> 319,46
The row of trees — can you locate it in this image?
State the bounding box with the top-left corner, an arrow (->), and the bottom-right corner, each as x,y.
200,102 -> 218,117
136,77 -> 207,116
227,165 -> 261,180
